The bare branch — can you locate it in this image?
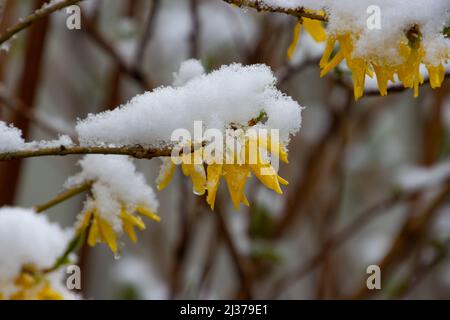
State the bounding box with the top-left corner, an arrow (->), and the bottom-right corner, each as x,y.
82,8 -> 154,91
133,0 -> 160,71
0,0 -> 84,46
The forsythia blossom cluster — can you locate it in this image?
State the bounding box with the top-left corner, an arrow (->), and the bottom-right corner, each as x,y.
0,208 -> 76,300
285,0 -> 450,99
76,61 -> 302,211
157,126 -> 290,210
66,155 -> 160,254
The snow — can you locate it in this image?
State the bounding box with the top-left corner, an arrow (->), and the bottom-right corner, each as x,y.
76,61 -> 302,148
173,59 -> 205,87
0,207 -> 73,286
0,121 -> 25,152
250,1 -> 450,66
66,155 -> 159,230
396,160 -> 450,191
29,135 -> 74,149
0,121 -> 74,152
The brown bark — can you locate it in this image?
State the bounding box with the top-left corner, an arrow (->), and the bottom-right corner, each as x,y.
0,0 -> 50,206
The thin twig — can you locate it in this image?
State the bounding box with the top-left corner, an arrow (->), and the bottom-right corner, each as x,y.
82,9 -> 154,90
215,201 -> 253,299
0,0 -> 83,46
188,0 -> 200,59
277,57 -> 321,86
222,0 -> 326,21
35,181 -> 93,213
133,0 -> 160,71
347,180 -> 450,300
270,192 -> 403,298
0,89 -> 75,139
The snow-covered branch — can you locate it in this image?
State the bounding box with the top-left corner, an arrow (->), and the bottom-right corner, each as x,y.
0,144 -> 172,162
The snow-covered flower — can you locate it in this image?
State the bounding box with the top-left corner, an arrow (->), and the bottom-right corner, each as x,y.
0,207 -> 75,300
157,131 -> 290,210
285,1 -> 450,99
66,155 -> 159,254
76,61 -> 302,210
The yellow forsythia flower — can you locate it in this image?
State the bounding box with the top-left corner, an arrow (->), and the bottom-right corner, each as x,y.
6,272 -> 63,300
157,134 -> 289,210
288,12 -> 449,100
78,201 -> 160,254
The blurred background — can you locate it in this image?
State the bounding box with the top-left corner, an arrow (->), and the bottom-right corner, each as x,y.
0,0 -> 450,299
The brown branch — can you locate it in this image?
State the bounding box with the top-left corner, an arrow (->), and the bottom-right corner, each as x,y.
277,57 -> 321,86
270,189 -> 404,298
273,90 -> 352,238
133,0 -> 160,71
169,181 -> 198,298
0,92 -> 59,137
188,0 -> 200,59
0,0 -> 50,206
215,200 -> 253,299
82,9 -> 154,91
0,145 -> 173,162
347,180 -> 450,300
222,0 -> 326,21
0,0 -> 84,46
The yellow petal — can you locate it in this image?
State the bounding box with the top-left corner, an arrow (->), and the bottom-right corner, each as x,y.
303,18 -> 327,42
15,273 -> 35,288
36,283 -> 63,300
287,20 -> 302,60
136,205 -> 161,222
320,50 -> 345,77
206,164 -> 223,210
79,209 -> 93,231
121,209 -> 146,243
278,175 -> 289,186
122,210 -> 146,230
182,162 -> 206,195
250,163 -> 283,194
224,165 -> 249,209
87,217 -> 99,247
97,218 -> 118,253
373,64 -> 390,96
242,195 -> 250,207
122,219 -> 137,243
156,158 -> 176,191
426,64 -> 445,88
320,38 -> 336,68
349,58 -> 367,100
257,134 -> 289,164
